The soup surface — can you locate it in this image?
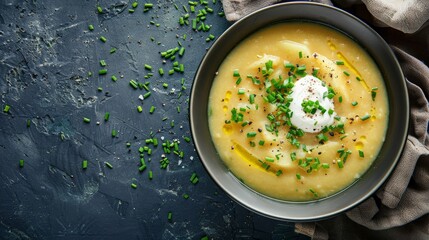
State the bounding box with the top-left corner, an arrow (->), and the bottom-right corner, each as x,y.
208,22 -> 388,201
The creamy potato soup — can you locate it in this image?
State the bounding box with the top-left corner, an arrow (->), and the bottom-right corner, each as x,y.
208,22 -> 388,201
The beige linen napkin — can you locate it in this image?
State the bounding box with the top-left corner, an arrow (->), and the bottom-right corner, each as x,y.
222,0 -> 429,33
221,0 -> 429,239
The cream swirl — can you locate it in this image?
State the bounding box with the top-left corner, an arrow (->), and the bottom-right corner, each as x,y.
289,75 -> 336,133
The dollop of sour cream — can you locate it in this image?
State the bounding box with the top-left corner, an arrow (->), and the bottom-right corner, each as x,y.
289,75 -> 336,133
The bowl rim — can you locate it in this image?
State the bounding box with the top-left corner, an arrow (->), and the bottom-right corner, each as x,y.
190,2 -> 409,221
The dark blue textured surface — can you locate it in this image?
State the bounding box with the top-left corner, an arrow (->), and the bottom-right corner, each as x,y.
0,0 -> 309,239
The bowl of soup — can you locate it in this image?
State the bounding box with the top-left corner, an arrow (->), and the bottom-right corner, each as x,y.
190,2 -> 408,221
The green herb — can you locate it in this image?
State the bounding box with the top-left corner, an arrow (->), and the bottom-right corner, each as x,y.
149,170 -> 153,180
98,69 -> 107,75
144,64 -> 153,70
343,71 -> 350,76
111,75 -> 117,82
182,193 -> 189,199
276,170 -> 283,176
359,150 -> 364,158
190,172 -> 199,184
112,129 -> 117,137
371,87 -> 378,101
26,119 -> 31,128
83,117 -> 91,123
159,68 -> 164,75
129,80 -> 138,89
100,36 -> 107,42
309,188 -> 318,198
97,6 -> 103,13
132,1 -> 138,8
110,48 -> 117,54
88,24 -> 94,31
246,132 -> 256,138
143,92 -> 151,99
299,51 -> 303,58
265,157 -> 275,162
337,159 -> 344,168
237,88 -> 245,95
104,112 -> 110,121
322,163 -> 330,169
167,211 -> 173,222
336,60 -> 344,65
296,173 -> 301,180
339,96 -> 343,103
360,114 -> 371,121
137,106 -> 143,113
351,101 -> 358,106
3,104 -> 10,113
149,106 -> 156,114
19,159 -> 24,168
131,183 -> 137,189
105,162 -> 113,169
82,160 -> 88,169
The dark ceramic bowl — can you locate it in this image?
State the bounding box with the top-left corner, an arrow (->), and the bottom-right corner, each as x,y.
190,2 -> 408,221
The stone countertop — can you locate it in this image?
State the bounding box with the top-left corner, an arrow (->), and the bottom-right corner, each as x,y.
0,0 -> 308,239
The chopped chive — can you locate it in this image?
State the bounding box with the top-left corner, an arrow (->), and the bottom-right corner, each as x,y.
167,211 -> 173,222
149,170 -> 153,180
26,119 -> 31,128
100,60 -> 107,67
336,60 -> 344,65
144,64 -> 152,71
82,160 -> 88,169
88,24 -> 94,31
258,140 -> 265,146
111,75 -> 117,81
246,132 -> 256,138
3,104 -> 10,113
97,6 -> 103,13
356,76 -> 362,81
177,106 -> 181,113
159,68 -> 164,75
99,69 -> 107,75
129,80 -> 138,89
190,172 -> 199,184
131,183 -> 137,189
19,159 -> 24,168
99,36 -> 107,42
104,112 -> 110,121
137,106 -> 143,113
265,157 -> 275,162
179,47 -> 185,56
162,83 -> 168,88
360,114 -> 371,121
359,150 -> 365,158
83,117 -> 91,123
309,188 -> 318,198
149,106 -> 156,114
237,88 -> 245,94
143,92 -> 151,99
110,48 -> 117,54
296,173 -> 301,180
132,1 -> 138,8
351,101 -> 358,106
337,159 -> 344,168
343,71 -> 350,76
339,96 -> 343,103
105,162 -> 113,169
276,170 -> 283,176
235,77 -> 242,85
233,69 -> 240,77
112,129 -> 117,137
182,193 -> 189,199
249,94 -> 255,104
322,163 -> 330,169
144,3 -> 153,8
299,51 -> 303,58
